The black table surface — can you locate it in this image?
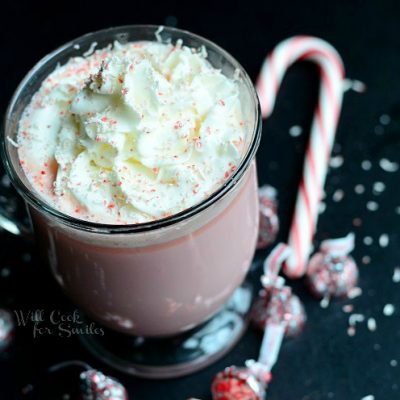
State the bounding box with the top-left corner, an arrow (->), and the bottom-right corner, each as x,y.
1,1 -> 400,399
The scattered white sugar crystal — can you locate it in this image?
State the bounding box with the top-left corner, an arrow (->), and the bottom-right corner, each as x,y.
396,206 -> 400,215
343,79 -> 367,93
361,160 -> 372,170
373,181 -> 385,194
367,318 -> 377,331
390,359 -> 398,367
379,234 -> 389,247
333,189 -> 345,202
73,44 -> 80,50
355,184 -> 365,194
318,202 -> 326,214
363,236 -> 373,246
374,125 -> 384,135
342,304 -> 354,313
383,303 -> 395,316
380,114 -> 391,125
348,287 -> 362,299
329,156 -> 344,168
393,267 -> 400,283
380,158 -> 399,172
366,201 -> 379,211
361,395 -> 375,400
289,125 -> 303,137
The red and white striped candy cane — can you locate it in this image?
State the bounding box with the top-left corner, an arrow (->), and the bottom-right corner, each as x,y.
256,36 -> 345,278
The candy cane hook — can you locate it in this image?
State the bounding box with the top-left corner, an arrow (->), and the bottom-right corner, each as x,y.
256,36 -> 345,278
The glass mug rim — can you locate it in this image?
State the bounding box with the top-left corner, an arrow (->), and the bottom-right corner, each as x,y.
2,24 -> 261,234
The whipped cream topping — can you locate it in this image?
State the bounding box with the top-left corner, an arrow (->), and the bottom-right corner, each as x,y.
17,40 -> 247,224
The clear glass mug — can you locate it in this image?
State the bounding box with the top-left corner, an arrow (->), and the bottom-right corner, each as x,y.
1,25 -> 261,377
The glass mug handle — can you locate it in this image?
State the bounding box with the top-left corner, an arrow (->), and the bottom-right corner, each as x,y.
0,173 -> 32,238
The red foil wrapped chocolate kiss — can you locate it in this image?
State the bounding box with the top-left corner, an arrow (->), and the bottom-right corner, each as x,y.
307,233 -> 358,299
257,185 -> 279,249
80,369 -> 128,400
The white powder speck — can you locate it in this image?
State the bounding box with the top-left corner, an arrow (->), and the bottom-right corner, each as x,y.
348,287 -> 363,299
361,160 -> 372,170
367,318 -> 377,331
361,396 -> 375,400
373,181 -> 386,194
396,206 -> 400,215
363,236 -> 373,246
380,114 -> 391,125
318,202 -> 327,214
1,175 -> 11,188
390,359 -> 398,367
383,303 -> 395,316
380,158 -> 399,172
366,201 -> 379,211
393,267 -> 400,283
289,125 -> 303,137
73,44 -> 80,50
333,189 -> 345,202
330,156 -> 344,168
373,343 -> 381,351
355,184 -> 365,194
379,234 -> 389,247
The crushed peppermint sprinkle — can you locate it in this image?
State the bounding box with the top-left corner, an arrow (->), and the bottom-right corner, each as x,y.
288,125 -> 303,137
362,256 -> 371,265
361,160 -> 372,170
348,287 -> 362,299
393,267 -> 400,283
379,158 -> 399,172
342,304 -> 354,313
355,184 -> 365,194
343,79 -> 367,93
7,136 -> 19,148
363,236 -> 373,246
332,189 -> 345,202
379,114 -> 391,125
367,317 -> 377,331
320,296 -> 330,309
378,234 -> 389,247
360,396 -> 375,400
390,359 -> 398,367
366,201 -> 379,211
82,41 -> 98,57
383,304 -> 395,316
349,313 -> 365,326
373,181 -> 385,194
329,155 -> 344,168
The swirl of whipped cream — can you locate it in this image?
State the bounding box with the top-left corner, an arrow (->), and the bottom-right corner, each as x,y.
18,41 -> 246,224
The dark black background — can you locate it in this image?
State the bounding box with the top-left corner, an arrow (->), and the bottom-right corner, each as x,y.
1,0 -> 400,399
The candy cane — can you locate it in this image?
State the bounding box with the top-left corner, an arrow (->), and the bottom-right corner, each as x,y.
256,36 -> 345,278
